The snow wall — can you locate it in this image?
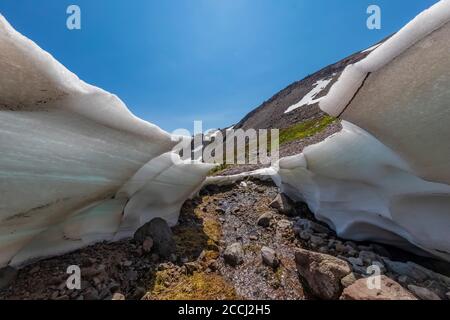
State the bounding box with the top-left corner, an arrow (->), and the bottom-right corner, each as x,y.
0,15 -> 213,268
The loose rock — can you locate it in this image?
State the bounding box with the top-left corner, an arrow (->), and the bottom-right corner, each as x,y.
257,212 -> 272,228
295,249 -> 351,299
112,292 -> 125,300
407,285 -> 441,300
261,247 -> 280,268
223,243 -> 244,267
382,259 -> 428,282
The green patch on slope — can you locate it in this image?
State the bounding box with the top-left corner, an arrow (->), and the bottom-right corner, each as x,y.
279,115 -> 336,145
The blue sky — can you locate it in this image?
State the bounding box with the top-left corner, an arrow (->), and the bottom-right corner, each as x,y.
0,0 -> 439,132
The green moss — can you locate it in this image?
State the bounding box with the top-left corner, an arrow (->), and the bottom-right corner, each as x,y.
147,272 -> 237,300
279,115 -> 337,145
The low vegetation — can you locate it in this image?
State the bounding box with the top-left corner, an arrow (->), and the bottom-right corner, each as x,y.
279,115 -> 336,145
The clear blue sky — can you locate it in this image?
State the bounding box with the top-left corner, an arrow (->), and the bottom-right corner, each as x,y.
0,0 -> 439,132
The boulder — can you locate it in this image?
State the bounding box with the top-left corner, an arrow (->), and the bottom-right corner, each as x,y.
134,218 -> 176,258
295,248 -> 351,299
340,276 -> 417,300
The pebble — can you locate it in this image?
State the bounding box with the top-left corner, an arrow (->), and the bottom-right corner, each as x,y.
122,260 -> 132,267
112,292 -> 125,300
257,212 -> 272,228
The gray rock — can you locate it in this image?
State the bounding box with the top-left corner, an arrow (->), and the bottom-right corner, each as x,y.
359,250 -> 379,264
269,193 -> 297,216
298,230 -> 311,241
382,259 -> 428,282
134,218 -> 176,258
294,219 -> 330,234
421,279 -> 448,299
310,235 -> 325,246
407,285 -> 441,300
223,242 -> 244,267
261,246 -> 279,268
0,266 -> 17,290
295,248 -> 351,300
347,257 -> 364,267
257,212 -> 272,228
446,292 -> 450,300
408,262 -> 450,287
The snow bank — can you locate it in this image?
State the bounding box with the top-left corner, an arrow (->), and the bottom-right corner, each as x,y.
0,15 -> 212,267
276,122 -> 450,261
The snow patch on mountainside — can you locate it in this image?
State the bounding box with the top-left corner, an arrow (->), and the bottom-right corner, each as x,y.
284,78 -> 332,113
